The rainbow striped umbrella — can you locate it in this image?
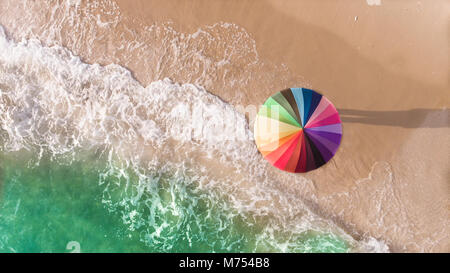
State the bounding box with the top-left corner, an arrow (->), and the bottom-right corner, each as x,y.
254,88 -> 342,173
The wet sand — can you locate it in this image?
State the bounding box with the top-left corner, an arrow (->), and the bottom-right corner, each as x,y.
0,0 -> 448,252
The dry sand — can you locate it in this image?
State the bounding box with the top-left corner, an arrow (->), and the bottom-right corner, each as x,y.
0,0 -> 448,252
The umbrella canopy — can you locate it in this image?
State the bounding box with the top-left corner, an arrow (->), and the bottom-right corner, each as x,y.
254,88 -> 342,173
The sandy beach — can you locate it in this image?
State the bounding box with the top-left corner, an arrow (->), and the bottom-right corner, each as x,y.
0,0 -> 448,252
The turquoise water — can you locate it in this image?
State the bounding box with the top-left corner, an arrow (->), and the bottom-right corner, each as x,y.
0,151 -> 349,253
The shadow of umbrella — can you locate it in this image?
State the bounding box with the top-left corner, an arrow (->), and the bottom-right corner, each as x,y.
338,108 -> 449,128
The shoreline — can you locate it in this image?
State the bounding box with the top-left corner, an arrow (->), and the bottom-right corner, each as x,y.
0,0 -> 448,252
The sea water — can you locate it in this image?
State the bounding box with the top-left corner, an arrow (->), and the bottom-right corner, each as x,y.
0,151 -> 348,253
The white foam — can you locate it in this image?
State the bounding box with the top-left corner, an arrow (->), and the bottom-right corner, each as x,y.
366,0 -> 382,6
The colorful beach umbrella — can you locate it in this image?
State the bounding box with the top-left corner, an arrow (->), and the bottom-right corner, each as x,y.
254,88 -> 342,173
